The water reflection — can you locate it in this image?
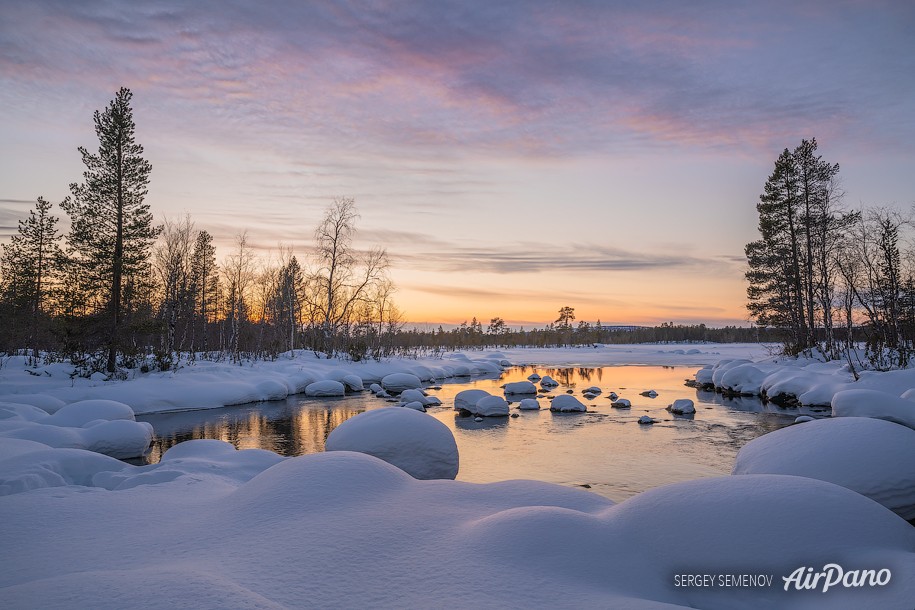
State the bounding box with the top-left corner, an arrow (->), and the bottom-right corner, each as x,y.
137,364 -> 813,503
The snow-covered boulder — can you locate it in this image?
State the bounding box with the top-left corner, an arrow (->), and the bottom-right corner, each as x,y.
517,398 -> 540,411
399,388 -> 429,404
694,365 -> 714,387
638,416 -> 654,425
381,373 -> 423,393
470,396 -> 510,417
608,392 -> 619,400
717,364 -> 767,395
549,395 -> 586,413
369,383 -> 384,394
794,416 -> 814,423
325,407 -> 459,479
667,399 -> 695,414
527,373 -> 541,381
610,399 -> 631,409
424,396 -> 442,407
402,401 -> 426,412
639,390 -> 658,398
832,389 -> 915,430
733,416 -> 915,520
710,359 -> 752,387
584,386 -> 601,395
454,389 -> 491,413
340,374 -> 365,392
451,364 -> 472,377
304,380 -> 346,397
50,400 -> 137,427
539,376 -> 559,387
502,381 -> 537,395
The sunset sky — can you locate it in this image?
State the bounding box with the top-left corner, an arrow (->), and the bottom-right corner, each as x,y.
1,1 -> 913,327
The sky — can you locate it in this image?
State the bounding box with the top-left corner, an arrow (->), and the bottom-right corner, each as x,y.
1,0 -> 913,328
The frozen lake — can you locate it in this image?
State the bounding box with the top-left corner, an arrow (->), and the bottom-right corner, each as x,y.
137,364 -> 828,502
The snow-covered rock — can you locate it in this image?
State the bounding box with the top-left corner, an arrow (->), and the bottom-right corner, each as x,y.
717,364 -> 768,395
638,416 -> 654,425
584,386 -> 601,395
527,373 -> 541,381
402,401 -> 426,412
794,416 -> 814,423
733,416 -> 915,520
398,388 -> 429,404
423,396 -> 442,407
340,374 -> 365,392
549,395 -> 586,413
639,390 -> 658,398
0,393 -> 66,414
832,389 -> 915,430
454,389 -> 491,412
610,399 -> 631,409
304,380 -> 346,397
369,383 -> 383,394
451,364 -> 472,377
325,407 -> 459,479
517,398 -> 541,411
608,392 -> 619,400
539,375 -> 559,387
470,396 -> 510,417
381,373 -> 423,393
667,399 -> 695,415
502,381 -> 537,395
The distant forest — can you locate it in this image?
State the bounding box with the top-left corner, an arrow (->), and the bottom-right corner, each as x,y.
2,89 -> 910,375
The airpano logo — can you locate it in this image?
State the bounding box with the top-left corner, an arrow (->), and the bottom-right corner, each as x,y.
782,564 -> 892,592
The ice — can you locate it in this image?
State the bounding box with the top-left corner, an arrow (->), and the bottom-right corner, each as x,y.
325,407 -> 459,479
733,416 -> 915,520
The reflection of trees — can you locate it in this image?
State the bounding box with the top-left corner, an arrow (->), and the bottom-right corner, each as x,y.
141,400 -> 366,464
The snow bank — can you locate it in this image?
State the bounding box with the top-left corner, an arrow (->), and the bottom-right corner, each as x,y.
549,395 -> 587,412
325,407 -> 459,479
733,417 -> 915,520
4,452 -> 910,608
832,389 -> 915,430
0,400 -> 152,459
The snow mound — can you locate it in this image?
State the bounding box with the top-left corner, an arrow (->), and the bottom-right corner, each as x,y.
304,380 -> 346,397
472,395 -> 510,417
517,398 -> 541,411
832,389 -> 915,430
381,372 -> 423,393
0,393 -> 65,413
454,389 -> 491,412
550,395 -> 586,412
325,407 -> 459,479
539,375 -> 559,387
667,399 -> 695,414
0,399 -> 152,459
733,417 -> 915,520
502,381 -> 537,395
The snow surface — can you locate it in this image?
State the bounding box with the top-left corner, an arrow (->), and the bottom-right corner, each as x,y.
832,389 -> 915,430
3,343 -> 915,608
733,417 -> 915,520
325,407 -> 458,479
0,400 -> 152,459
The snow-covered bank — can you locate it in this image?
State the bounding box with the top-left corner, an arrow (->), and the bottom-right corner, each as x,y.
1,443 -> 912,608
2,344 -> 914,608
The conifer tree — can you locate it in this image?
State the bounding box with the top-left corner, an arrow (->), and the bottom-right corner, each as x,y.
0,196 -> 62,361
61,87 -> 159,373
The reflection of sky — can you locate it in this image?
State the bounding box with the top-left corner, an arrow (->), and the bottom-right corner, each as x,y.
2,1 -> 913,325
138,365 -> 808,502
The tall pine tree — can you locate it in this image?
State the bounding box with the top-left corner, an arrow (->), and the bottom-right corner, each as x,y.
61,87 -> 160,373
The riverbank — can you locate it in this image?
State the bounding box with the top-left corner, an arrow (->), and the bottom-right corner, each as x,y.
2,344 -> 913,608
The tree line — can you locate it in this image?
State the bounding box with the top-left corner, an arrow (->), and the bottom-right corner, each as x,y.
0,88 -> 401,374
746,137 -> 915,371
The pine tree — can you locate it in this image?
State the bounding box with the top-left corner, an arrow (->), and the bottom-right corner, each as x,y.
61,87 -> 159,373
0,196 -> 62,361
190,230 -> 219,354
